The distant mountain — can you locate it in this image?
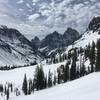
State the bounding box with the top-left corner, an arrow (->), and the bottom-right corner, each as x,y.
40,28 -> 79,49
31,36 -> 41,49
40,31 -> 63,49
0,26 -> 41,66
34,28 -> 80,56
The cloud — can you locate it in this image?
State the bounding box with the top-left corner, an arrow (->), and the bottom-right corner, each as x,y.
28,13 -> 40,21
0,0 -> 100,39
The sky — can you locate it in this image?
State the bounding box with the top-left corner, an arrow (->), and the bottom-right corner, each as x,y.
0,0 -> 100,40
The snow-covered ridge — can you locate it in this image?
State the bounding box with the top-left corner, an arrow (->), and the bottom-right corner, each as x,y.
74,31 -> 100,48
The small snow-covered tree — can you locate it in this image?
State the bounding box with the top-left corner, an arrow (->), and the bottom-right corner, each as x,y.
22,74 -> 28,95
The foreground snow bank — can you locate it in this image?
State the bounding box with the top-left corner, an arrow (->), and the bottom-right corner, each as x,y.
17,72 -> 100,100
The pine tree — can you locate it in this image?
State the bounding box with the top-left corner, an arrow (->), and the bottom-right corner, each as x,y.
53,56 -> 56,64
64,62 -> 70,82
90,41 -> 95,72
53,72 -> 56,85
48,70 -> 52,88
28,79 -> 33,95
44,75 -> 47,88
34,65 -> 45,90
22,74 -> 28,95
0,84 -> 3,92
96,39 -> 100,71
57,68 -> 61,84
80,58 -> 86,77
6,89 -> 9,100
70,49 -> 77,80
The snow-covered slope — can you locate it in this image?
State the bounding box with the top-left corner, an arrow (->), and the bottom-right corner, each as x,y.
16,72 -> 100,100
0,61 -> 99,100
74,16 -> 100,47
67,31 -> 100,50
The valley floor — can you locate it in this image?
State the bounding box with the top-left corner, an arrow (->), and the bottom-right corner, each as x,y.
0,62 -> 99,100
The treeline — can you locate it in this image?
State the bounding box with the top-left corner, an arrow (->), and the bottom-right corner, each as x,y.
46,39 -> 100,73
0,61 -> 37,71
22,39 -> 100,95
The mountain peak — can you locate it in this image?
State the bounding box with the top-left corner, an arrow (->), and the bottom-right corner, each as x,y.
31,36 -> 40,49
64,27 -> 79,37
52,31 -> 60,36
33,36 -> 40,41
88,16 -> 100,32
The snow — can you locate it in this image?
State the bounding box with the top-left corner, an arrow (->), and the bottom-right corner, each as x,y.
0,61 -> 66,85
73,31 -> 100,48
64,30 -> 100,54
0,60 -> 99,100
15,72 -> 100,100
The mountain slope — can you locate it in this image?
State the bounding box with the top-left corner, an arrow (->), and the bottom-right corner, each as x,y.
0,26 -> 41,66
16,72 -> 100,100
70,16 -> 100,49
40,28 -> 79,49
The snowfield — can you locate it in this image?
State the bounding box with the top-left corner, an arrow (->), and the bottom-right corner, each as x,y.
0,61 -> 66,85
16,72 -> 100,100
0,61 -> 99,100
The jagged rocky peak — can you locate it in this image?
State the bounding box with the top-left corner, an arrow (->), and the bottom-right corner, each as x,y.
63,27 -> 79,38
45,31 -> 61,39
31,36 -> 40,49
52,31 -> 61,36
40,31 -> 62,49
40,28 -> 80,51
88,16 -> 100,32
31,36 -> 40,43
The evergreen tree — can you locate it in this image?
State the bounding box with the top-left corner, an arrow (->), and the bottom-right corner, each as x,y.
70,49 -> 77,80
28,79 -> 33,95
53,72 -> 57,85
48,70 -> 52,88
22,74 -> 28,95
64,62 -> 70,82
80,58 -> 86,77
0,84 -> 3,92
57,68 -> 61,84
84,44 -> 91,59
44,75 -> 47,88
34,65 -> 45,90
96,39 -> 100,71
53,56 -> 56,64
76,67 -> 80,78
59,53 -> 62,62
90,41 -> 95,72
6,89 -> 9,100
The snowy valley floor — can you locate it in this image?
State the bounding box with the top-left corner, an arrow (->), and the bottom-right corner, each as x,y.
0,62 -> 99,100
